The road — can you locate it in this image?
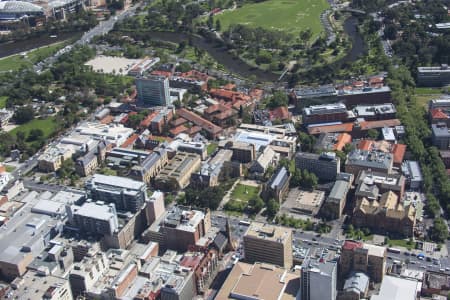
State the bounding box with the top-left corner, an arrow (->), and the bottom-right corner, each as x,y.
34,2 -> 142,72
210,213 -> 450,274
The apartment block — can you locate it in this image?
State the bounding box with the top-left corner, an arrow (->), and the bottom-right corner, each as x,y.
243,222 -> 293,269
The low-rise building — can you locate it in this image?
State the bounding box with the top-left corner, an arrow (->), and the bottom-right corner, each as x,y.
154,152 -> 201,191
353,191 -> 416,237
230,141 -> 255,163
176,108 -> 222,139
190,149 -> 234,188
354,170 -> 405,201
371,274 -> 421,300
417,64 -> 450,87
422,271 -> 450,297
262,167 -> 290,202
432,122 -> 450,150
142,205 -> 211,252
295,152 -> 341,181
345,149 -> 393,177
302,102 -> 349,125
282,189 -> 326,216
249,146 -> 278,175
10,270 -> 73,300
401,160 -> 423,189
321,172 -> 354,220
337,272 -> 369,300
215,262 -> 300,300
352,103 -> 396,121
67,201 -> 119,236
129,148 -> 169,184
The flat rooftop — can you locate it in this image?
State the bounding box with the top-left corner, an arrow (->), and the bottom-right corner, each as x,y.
282,188 -> 325,216
371,275 -> 420,300
215,262 -> 299,300
245,222 -> 292,244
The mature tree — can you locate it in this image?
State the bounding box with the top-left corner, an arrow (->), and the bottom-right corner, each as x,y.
367,129 -> 379,140
13,106 -> 34,124
290,168 -> 302,187
215,19 -> 221,31
266,91 -> 288,109
430,218 -> 449,242
266,198 -> 280,219
248,196 -> 264,214
27,128 -> 44,142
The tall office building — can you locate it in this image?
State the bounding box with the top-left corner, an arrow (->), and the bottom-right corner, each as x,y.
136,75 -> 171,107
243,222 -> 293,268
301,258 -> 337,300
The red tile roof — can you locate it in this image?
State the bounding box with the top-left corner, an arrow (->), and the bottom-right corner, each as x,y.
100,115 -> 114,125
392,143 -> 406,164
334,133 -> 352,151
343,240 -> 363,251
120,133 -> 139,149
140,111 -> 159,128
177,108 -> 222,136
170,117 -> 187,127
270,106 -> 290,120
308,123 -> 353,135
170,125 -> 188,136
188,126 -> 202,135
151,70 -> 172,77
180,255 -> 202,268
223,83 -> 236,90
357,139 -> 374,151
430,108 -> 449,120
359,119 -> 401,130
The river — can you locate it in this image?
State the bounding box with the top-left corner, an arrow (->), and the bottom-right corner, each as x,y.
0,16 -> 365,82
0,32 -> 81,58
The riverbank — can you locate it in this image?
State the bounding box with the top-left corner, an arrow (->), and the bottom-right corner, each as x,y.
0,32 -> 81,59
0,40 -> 69,72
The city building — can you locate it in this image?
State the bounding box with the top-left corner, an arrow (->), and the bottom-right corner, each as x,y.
177,141 -> 207,160
136,75 -> 171,107
422,271 -> 450,297
301,258 -> 337,300
429,97 -> 450,110
75,140 -> 109,177
143,206 -> 211,252
180,249 -> 219,295
230,141 -> 256,163
9,270 -> 73,300
417,64 -> 450,87
262,167 -> 290,202
105,147 -> 150,169
339,240 -> 386,283
154,152 -> 201,191
243,222 -> 293,268
215,262 -> 300,300
282,188 -> 326,216
302,103 -> 349,125
401,160 -> 423,189
176,108 -> 222,139
345,149 -> 394,177
86,174 -> 147,213
371,275 -> 421,300
38,144 -> 77,172
234,130 -> 276,152
321,172 -> 354,220
353,191 -> 416,237
315,132 -> 352,152
190,149 -> 234,188
440,150 -> 450,168
129,148 -> 169,184
74,122 -> 134,147
249,146 -> 278,175
337,272 -> 369,300
0,1 -> 44,22
67,201 -> 119,236
354,170 -> 405,201
352,103 -> 396,121
295,152 -> 341,181
432,123 -> 450,150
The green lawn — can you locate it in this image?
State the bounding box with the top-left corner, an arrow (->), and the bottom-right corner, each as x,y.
207,143 -> 218,155
389,239 -> 416,249
4,165 -> 15,172
215,0 -> 329,39
0,42 -> 67,72
10,117 -> 59,140
0,96 -> 7,109
231,184 -> 260,202
414,87 -> 445,95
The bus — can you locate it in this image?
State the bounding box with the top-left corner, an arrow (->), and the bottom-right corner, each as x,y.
238,220 -> 251,226
387,247 -> 401,254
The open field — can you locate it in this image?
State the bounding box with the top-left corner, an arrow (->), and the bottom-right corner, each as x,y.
215,0 -> 329,39
0,42 -> 67,72
10,117 -> 58,141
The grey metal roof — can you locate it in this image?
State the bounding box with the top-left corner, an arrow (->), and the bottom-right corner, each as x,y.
0,1 -> 43,13
270,167 -> 289,190
343,272 -> 369,293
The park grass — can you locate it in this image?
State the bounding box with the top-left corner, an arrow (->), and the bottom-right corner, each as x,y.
4,165 -> 15,172
215,0 -> 329,39
0,41 -> 67,72
10,117 -> 58,141
0,96 -> 7,109
231,184 -> 260,203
